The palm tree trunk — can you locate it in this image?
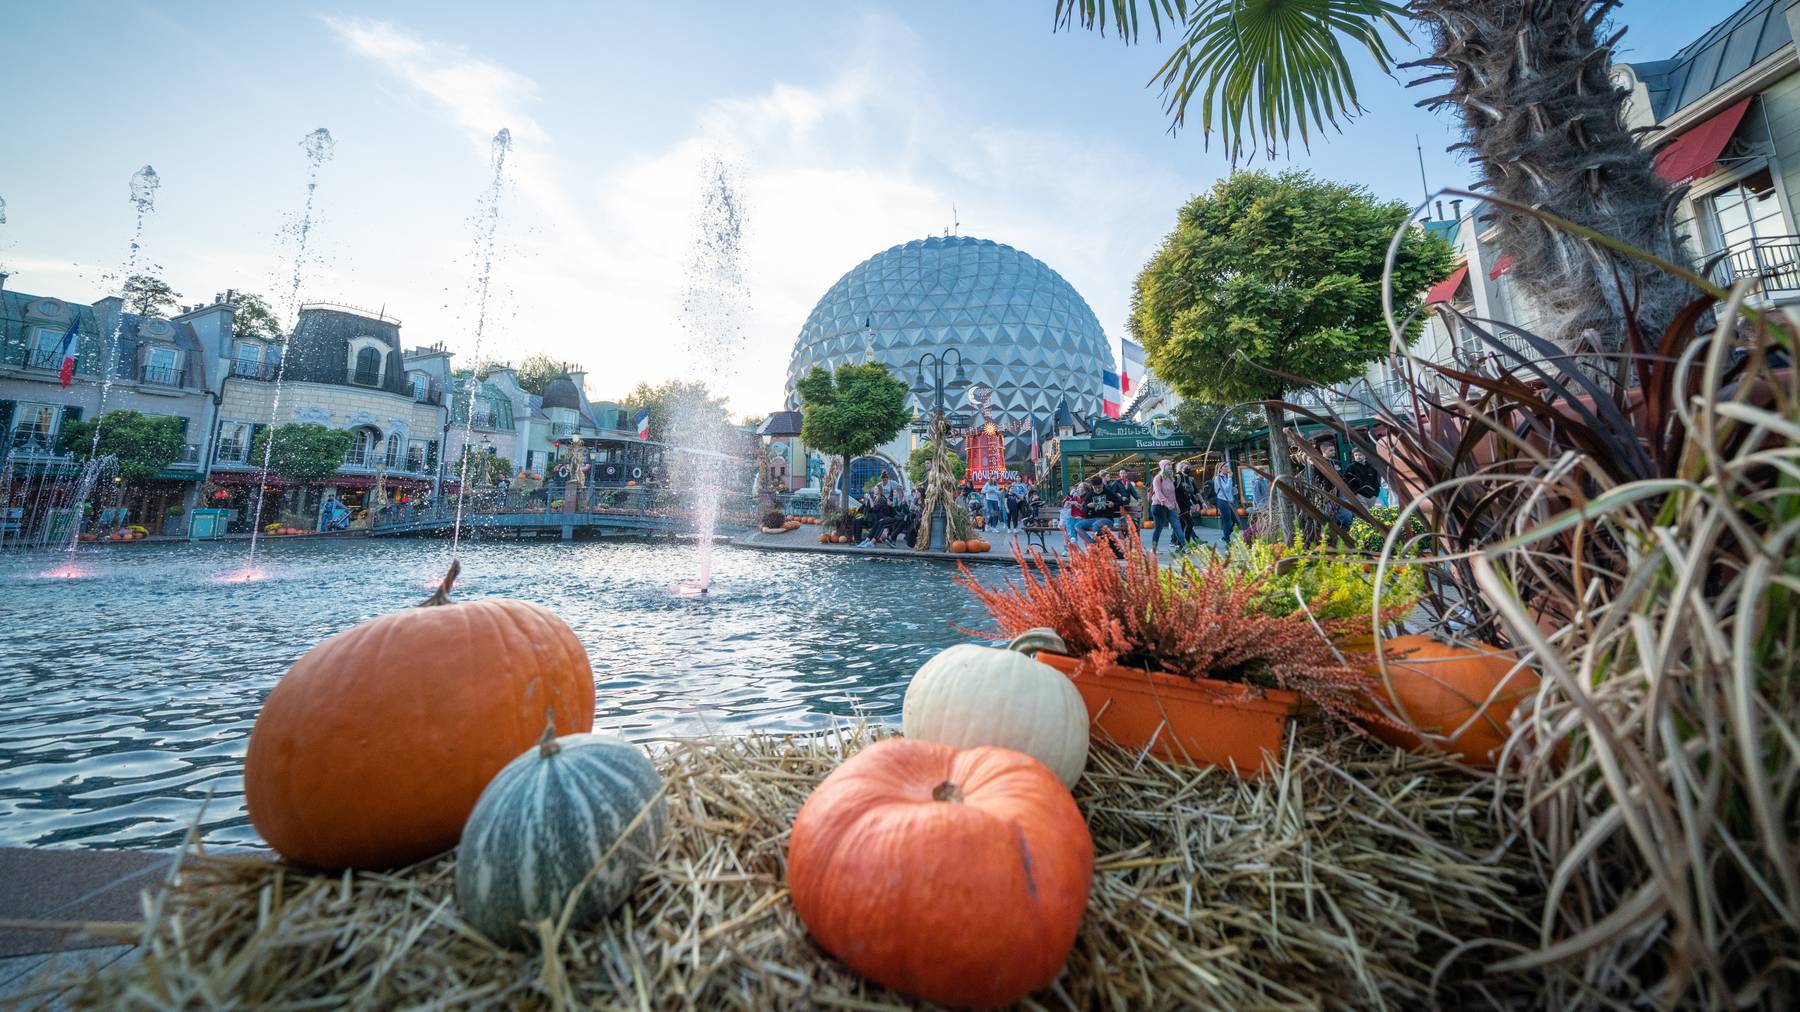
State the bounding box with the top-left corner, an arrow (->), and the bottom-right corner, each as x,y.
1411,0 -> 1693,352
1264,403 -> 1296,542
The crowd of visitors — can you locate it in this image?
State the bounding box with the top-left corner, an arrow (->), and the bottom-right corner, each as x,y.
957,474 -> 1040,533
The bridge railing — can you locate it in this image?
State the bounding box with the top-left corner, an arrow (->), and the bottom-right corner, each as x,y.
368,485 -> 761,531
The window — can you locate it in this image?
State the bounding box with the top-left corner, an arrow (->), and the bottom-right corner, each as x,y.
233,342 -> 263,377
142,346 -> 181,385
405,439 -> 436,473
409,373 -> 430,402
216,422 -> 252,463
1701,168 -> 1799,289
343,429 -> 376,467
29,328 -> 68,371
384,433 -> 402,468
9,402 -> 60,449
351,347 -> 382,386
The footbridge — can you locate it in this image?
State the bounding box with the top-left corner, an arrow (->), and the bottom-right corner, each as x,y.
368,487 -> 756,541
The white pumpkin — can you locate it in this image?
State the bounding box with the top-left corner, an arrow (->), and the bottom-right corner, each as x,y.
455,726 -> 666,948
902,628 -> 1089,788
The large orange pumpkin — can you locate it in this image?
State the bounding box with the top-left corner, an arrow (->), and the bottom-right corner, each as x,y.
245,561 -> 594,869
788,739 -> 1092,1008
1359,635 -> 1538,769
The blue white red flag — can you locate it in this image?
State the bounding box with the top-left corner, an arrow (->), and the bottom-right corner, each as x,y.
55,314 -> 80,389
1030,423 -> 1040,462
1120,338 -> 1147,394
635,407 -> 651,440
1101,369 -> 1122,419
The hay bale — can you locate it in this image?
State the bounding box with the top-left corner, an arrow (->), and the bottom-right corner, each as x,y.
30,724 -> 1533,1010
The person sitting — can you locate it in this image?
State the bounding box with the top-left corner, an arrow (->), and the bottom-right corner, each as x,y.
861,494 -> 896,547
1061,486 -> 1093,547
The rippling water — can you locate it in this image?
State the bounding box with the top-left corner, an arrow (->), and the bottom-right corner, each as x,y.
0,539 -> 996,850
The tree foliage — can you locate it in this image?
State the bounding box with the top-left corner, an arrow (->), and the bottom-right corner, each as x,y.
1131,170 -> 1453,403
1172,400 -> 1262,449
122,273 -> 181,318
219,291 -> 283,341
511,354 -> 580,396
455,445 -> 513,485
796,363 -> 910,498
252,424 -> 354,485
621,379 -> 728,443
907,441 -> 966,485
59,410 -> 187,482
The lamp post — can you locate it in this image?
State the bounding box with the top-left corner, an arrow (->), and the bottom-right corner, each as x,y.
907,348 -> 971,552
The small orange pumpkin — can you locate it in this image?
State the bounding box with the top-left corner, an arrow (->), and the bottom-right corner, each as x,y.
788,739 -> 1092,1008
948,540 -> 967,553
245,562 -> 594,869
1359,635 -> 1538,769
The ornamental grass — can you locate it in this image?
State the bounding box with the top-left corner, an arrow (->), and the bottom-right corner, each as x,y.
26,723 -> 1535,1010
956,535 -> 1401,728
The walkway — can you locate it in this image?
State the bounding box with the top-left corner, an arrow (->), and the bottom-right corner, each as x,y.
736,518 -> 1228,565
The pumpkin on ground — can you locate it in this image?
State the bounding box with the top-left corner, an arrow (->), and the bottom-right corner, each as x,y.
902,629 -> 1088,787
244,561 -> 595,870
1358,635 -> 1538,769
456,723 -> 666,948
949,540 -> 967,553
788,739 -> 1092,1008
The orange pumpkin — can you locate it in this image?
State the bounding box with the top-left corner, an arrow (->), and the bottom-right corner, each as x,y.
971,539 -> 990,553
948,540 -> 967,553
788,739 -> 1092,1008
245,562 -> 595,869
1359,635 -> 1538,769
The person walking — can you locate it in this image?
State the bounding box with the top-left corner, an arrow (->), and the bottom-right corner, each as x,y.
1149,459 -> 1188,552
1007,474 -> 1029,527
1173,462 -> 1197,542
1212,463 -> 1240,545
981,478 -> 1006,531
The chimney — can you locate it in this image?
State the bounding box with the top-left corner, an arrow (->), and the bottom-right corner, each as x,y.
1434,200 -> 1445,220
1450,199 -> 1464,221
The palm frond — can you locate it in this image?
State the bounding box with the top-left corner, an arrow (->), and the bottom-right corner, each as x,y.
1056,0 -> 1409,158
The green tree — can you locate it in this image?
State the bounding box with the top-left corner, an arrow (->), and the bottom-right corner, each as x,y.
251,424 -> 355,486
59,410 -> 187,482
218,291 -> 283,340
513,354 -> 579,396
906,441 -> 966,485
454,445 -> 513,485
1054,1 -> 1691,350
1130,170 -> 1453,536
122,273 -> 180,317
1172,400 -> 1261,449
795,363 -> 910,501
621,379 -> 728,443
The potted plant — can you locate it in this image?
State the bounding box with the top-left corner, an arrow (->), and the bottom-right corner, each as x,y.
957,536 -> 1396,777
760,508 -> 788,534
162,504 -> 187,537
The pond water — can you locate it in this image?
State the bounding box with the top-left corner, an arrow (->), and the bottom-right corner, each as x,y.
0,539 -> 997,850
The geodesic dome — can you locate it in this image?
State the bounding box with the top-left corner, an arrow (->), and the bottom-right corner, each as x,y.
785,236 -> 1110,429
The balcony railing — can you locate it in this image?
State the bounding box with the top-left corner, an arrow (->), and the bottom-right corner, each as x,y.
25,349 -> 65,371
342,448 -> 371,467
1705,234 -> 1800,294
139,364 -> 180,386
550,423 -> 580,439
231,359 -> 280,380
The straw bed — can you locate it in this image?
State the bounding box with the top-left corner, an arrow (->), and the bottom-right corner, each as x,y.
33,724 -> 1534,1010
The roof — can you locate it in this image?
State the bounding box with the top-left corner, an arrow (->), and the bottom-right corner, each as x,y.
757,410 -> 804,437
1628,0 -> 1796,121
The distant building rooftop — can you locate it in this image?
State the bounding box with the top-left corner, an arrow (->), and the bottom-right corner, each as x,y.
758,411 -> 804,437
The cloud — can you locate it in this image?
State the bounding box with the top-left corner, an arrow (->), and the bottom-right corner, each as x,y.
317,12 -> 1183,416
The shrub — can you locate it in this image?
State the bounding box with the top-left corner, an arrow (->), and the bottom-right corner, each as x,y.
762,508 -> 787,528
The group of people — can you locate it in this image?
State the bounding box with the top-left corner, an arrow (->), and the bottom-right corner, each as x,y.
844,482 -> 922,548
958,475 -> 1039,532
1060,459 -> 1266,551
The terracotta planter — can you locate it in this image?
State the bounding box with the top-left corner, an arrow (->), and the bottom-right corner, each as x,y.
1038,653 -> 1300,778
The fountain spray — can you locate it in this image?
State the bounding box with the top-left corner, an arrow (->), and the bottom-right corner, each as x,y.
448,128 -> 512,560
672,158 -> 749,595
240,129 -> 333,578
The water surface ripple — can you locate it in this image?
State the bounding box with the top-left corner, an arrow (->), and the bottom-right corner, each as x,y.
0,540 -> 994,849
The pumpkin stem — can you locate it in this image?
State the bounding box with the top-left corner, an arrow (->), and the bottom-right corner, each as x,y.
931,781 -> 964,804
537,708 -> 561,758
420,559 -> 460,608
1005,627 -> 1066,659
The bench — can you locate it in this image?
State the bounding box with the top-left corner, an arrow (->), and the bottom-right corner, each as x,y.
1018,508 -> 1060,553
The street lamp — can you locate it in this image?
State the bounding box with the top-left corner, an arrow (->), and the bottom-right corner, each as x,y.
907,347 -> 973,552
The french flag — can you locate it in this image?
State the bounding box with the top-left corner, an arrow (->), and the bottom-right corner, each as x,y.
635,407 -> 651,440
1101,370 -> 1122,419
1120,339 -> 1147,394
55,314 -> 80,389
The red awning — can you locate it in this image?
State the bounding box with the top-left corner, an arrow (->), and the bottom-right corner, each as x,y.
1654,96 -> 1753,185
1488,252 -> 1517,280
1426,263 -> 1469,304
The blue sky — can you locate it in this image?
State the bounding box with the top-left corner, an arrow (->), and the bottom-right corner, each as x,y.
0,0 -> 1709,413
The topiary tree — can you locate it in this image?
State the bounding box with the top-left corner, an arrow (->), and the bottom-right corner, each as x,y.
1131,169 -> 1454,538
252,423 -> 355,486
795,363 -> 910,505
906,441 -> 967,485
59,410 -> 187,483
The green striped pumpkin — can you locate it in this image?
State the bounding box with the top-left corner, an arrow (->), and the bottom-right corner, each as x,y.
455,727 -> 666,948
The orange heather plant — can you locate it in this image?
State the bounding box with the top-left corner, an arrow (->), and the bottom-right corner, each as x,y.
956,533 -> 1397,728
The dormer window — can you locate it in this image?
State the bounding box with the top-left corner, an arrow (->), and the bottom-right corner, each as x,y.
141,346 -> 182,385
409,373 -> 429,401
352,347 -> 382,386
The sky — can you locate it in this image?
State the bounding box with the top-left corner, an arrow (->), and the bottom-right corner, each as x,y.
0,0 -> 1710,416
